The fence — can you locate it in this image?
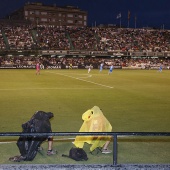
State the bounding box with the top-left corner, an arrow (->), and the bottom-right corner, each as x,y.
0,132 -> 170,166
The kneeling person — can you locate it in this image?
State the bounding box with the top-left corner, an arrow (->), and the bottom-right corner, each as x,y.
73,106 -> 112,154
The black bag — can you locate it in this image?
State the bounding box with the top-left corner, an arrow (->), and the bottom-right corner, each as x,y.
9,111 -> 54,162
62,147 -> 88,161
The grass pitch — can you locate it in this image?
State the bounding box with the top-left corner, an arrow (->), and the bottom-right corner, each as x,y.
0,69 -> 170,164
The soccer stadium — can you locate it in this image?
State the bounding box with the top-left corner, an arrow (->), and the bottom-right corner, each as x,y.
0,2 -> 170,170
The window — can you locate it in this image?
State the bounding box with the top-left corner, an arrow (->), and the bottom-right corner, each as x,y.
29,17 -> 34,21
41,12 -> 47,15
67,20 -> 73,23
35,11 -> 40,15
67,14 -> 73,17
41,18 -> 47,21
25,11 -> 28,16
30,11 -> 34,15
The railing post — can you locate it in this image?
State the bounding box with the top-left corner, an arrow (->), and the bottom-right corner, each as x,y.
113,134 -> 117,166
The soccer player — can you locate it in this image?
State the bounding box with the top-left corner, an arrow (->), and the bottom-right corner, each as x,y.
36,62 -> 40,75
88,64 -> 92,73
158,65 -> 162,72
108,64 -> 114,75
99,63 -> 104,73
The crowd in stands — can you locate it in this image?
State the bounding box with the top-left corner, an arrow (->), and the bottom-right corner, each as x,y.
0,24 -> 170,52
0,29 -> 6,49
3,25 -> 34,50
37,26 -> 70,50
96,28 -> 170,52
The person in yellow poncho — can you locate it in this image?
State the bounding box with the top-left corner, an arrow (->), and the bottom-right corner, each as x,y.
73,106 -> 112,154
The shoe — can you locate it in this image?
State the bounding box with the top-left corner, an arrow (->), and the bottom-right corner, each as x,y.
9,155 -> 26,162
102,149 -> 112,154
47,150 -> 57,156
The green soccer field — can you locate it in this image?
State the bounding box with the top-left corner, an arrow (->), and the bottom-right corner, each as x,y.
0,69 -> 170,164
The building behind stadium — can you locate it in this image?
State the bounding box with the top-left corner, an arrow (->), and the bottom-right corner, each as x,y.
4,2 -> 88,27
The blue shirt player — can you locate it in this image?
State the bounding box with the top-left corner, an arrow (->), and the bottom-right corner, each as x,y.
159,65 -> 162,72
99,63 -> 104,72
108,65 -> 114,75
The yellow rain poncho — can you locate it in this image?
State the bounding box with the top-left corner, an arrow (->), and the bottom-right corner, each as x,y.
73,106 -> 112,152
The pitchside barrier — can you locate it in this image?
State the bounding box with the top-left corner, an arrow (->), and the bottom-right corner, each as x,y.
0,132 -> 170,166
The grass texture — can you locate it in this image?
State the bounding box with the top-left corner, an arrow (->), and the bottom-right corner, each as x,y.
0,69 -> 170,164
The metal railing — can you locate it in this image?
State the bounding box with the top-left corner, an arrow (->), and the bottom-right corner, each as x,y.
0,132 -> 170,166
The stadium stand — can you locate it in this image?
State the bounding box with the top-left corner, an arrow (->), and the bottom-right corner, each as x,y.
0,24 -> 170,69
0,24 -> 170,51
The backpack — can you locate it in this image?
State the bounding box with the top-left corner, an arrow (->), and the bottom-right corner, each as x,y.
9,111 -> 53,162
62,147 -> 88,161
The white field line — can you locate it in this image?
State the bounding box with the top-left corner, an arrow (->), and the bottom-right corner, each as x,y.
46,71 -> 114,89
0,87 -> 107,91
77,75 -> 92,79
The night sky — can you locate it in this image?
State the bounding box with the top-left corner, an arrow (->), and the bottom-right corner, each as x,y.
0,0 -> 170,29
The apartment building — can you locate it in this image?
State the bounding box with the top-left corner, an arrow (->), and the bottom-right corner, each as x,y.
8,2 -> 88,27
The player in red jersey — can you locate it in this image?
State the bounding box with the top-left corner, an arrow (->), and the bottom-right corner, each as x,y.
36,62 -> 40,75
